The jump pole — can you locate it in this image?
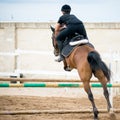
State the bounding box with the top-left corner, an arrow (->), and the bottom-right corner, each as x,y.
0,83 -> 120,88
0,109 -> 120,115
0,77 -> 98,82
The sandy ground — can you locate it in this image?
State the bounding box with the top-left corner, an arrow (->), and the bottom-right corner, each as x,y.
0,94 -> 120,120
0,88 -> 101,97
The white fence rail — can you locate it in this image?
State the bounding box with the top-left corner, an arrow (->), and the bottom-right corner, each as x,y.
0,49 -> 120,81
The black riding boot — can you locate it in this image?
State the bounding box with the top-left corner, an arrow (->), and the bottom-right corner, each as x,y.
56,54 -> 64,62
55,41 -> 64,62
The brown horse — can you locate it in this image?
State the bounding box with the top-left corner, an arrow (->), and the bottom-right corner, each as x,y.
50,26 -> 114,120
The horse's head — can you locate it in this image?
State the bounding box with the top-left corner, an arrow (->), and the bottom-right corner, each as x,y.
50,26 -> 59,56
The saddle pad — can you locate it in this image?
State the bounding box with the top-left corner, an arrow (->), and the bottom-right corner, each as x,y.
62,42 -> 94,58
62,44 -> 77,57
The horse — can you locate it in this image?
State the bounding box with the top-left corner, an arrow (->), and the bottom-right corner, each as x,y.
50,26 -> 114,120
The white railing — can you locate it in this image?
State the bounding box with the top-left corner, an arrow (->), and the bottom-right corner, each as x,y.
0,49 -> 120,81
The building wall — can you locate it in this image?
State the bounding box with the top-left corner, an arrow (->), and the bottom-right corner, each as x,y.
0,22 -> 120,79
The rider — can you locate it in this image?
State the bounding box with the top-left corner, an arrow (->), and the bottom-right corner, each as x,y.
55,4 -> 88,62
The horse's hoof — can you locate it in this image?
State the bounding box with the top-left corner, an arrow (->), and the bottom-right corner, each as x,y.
94,116 -> 99,120
109,109 -> 116,120
94,118 -> 99,120
109,108 -> 114,114
93,108 -> 99,120
64,66 -> 72,71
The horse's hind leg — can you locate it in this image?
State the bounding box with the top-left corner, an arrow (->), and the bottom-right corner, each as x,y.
102,81 -> 112,112
94,71 -> 112,112
100,80 -> 116,120
83,81 -> 99,120
101,79 -> 113,112
96,75 -> 117,119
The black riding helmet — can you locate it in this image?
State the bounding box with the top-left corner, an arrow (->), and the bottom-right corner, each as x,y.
61,4 -> 71,13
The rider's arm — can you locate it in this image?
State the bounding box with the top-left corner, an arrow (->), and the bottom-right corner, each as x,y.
55,23 -> 61,37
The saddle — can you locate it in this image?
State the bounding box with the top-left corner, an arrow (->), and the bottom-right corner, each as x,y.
61,34 -> 92,57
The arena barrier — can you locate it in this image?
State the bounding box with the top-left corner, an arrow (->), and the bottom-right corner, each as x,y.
0,83 -> 120,87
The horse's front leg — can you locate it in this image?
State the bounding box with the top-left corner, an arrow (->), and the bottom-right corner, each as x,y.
63,59 -> 72,71
54,48 -> 59,56
83,81 -> 99,120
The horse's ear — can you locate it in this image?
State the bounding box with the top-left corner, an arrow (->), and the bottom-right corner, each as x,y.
50,26 -> 55,32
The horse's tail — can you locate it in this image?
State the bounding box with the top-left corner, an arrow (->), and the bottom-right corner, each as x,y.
87,51 -> 111,81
